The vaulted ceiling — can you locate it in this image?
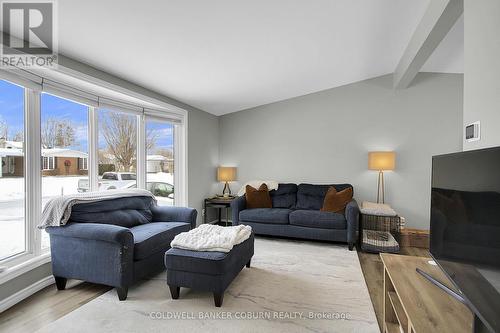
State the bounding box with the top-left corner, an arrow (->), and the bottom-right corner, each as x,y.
57,0 -> 463,115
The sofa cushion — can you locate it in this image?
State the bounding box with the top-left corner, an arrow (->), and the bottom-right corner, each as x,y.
72,196 -> 154,212
321,186 -> 353,213
270,183 -> 298,209
70,209 -> 152,228
70,196 -> 155,228
245,184 -> 272,209
289,210 -> 347,229
239,208 -> 291,224
130,222 -> 190,260
296,183 -> 352,210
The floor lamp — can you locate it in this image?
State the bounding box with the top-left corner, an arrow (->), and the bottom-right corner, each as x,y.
368,151 -> 396,204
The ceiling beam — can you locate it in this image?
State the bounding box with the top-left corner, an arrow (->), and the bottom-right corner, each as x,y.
393,0 -> 463,89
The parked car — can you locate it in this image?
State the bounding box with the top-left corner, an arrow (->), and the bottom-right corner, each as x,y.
77,172 -> 137,192
126,181 -> 174,206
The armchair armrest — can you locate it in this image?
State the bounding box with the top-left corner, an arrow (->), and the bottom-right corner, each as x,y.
46,223 -> 133,246
345,199 -> 360,249
46,223 -> 135,288
151,206 -> 197,229
231,196 -> 247,225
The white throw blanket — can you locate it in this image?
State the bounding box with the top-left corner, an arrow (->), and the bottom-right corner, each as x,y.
237,180 -> 279,196
360,201 -> 397,216
171,224 -> 252,253
38,189 -> 156,229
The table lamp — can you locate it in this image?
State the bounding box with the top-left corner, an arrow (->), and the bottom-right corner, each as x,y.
217,166 -> 237,197
368,151 -> 396,204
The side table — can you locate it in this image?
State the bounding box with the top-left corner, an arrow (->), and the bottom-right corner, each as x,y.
204,196 -> 236,226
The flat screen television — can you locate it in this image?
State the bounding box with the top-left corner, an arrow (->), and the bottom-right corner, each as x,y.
431,147 -> 500,333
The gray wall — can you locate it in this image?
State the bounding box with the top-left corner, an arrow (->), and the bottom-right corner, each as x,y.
219,73 -> 463,230
187,108 -> 220,225
463,0 -> 500,150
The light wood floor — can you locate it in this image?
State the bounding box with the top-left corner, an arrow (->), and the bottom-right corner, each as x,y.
0,246 -> 428,333
0,280 -> 110,333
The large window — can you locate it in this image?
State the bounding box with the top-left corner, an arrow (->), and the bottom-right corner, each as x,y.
40,93 -> 89,248
0,80 -> 25,261
0,70 -> 186,275
98,109 -> 137,190
146,119 -> 174,206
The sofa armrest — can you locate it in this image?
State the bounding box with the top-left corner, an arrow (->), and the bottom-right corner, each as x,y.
151,206 -> 197,229
231,196 -> 247,225
345,199 -> 360,247
46,223 -> 133,246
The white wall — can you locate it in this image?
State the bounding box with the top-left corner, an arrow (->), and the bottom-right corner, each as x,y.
463,0 -> 500,150
219,73 -> 463,230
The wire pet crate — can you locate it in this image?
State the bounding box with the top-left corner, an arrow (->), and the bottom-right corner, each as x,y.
360,214 -> 401,253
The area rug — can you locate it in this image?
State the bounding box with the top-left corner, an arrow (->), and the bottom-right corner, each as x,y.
36,237 -> 379,333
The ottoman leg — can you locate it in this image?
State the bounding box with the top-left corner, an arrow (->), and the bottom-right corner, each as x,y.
214,292 -> 224,307
169,285 -> 180,299
246,259 -> 251,268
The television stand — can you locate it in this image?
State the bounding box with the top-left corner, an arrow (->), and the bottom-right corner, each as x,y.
416,268 -> 467,304
381,253 -> 473,333
416,268 -> 492,333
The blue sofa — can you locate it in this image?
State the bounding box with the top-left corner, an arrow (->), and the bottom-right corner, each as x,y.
46,196 -> 197,300
231,183 -> 359,250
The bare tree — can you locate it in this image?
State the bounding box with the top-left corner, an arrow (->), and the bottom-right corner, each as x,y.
100,113 -> 157,171
41,117 -> 75,148
155,148 -> 174,173
12,131 -> 24,142
0,117 -> 8,139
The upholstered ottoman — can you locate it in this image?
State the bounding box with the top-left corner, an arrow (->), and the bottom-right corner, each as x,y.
164,233 -> 254,307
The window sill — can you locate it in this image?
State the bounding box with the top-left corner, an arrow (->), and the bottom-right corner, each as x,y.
0,253 -> 51,285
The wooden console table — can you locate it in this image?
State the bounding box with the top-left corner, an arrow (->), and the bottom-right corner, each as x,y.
381,253 -> 473,333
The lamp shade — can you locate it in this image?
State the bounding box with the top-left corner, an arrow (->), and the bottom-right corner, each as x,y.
217,167 -> 237,182
368,151 -> 396,171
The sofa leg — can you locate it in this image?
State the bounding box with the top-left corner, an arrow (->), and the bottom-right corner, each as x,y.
213,292 -> 224,307
116,287 -> 128,301
348,242 -> 355,251
169,285 -> 180,299
54,276 -> 67,290
246,259 -> 251,268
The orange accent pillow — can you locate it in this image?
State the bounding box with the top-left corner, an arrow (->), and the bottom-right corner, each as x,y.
320,186 -> 353,214
245,184 -> 272,209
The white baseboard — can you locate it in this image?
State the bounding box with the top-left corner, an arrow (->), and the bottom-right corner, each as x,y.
0,275 -> 54,313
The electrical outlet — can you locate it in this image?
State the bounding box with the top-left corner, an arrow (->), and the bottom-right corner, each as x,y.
466,121 -> 480,142
202,209 -> 206,217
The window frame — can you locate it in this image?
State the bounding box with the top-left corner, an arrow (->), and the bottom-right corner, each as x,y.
0,71 -> 188,282
78,157 -> 88,170
42,156 -> 56,170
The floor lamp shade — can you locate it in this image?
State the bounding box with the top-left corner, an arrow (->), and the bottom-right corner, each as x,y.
368,152 -> 395,204
368,151 -> 396,171
217,167 -> 237,196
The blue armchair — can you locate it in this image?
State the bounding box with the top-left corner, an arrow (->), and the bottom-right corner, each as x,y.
46,196 -> 197,300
